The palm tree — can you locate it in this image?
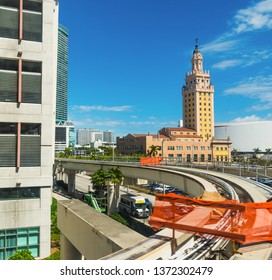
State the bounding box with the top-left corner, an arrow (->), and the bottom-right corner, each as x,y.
231,148 -> 238,162
107,167 -> 124,214
252,147 -> 261,159
265,148 -> 271,160
90,168 -> 124,215
90,169 -> 107,197
147,145 -> 161,157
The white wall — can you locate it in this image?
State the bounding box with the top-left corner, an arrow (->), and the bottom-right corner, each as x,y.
215,121 -> 272,152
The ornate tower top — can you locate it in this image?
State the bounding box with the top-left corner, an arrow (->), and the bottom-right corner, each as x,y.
192,38 -> 203,73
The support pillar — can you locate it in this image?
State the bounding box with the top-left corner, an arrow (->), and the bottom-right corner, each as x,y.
65,169 -> 76,193
60,233 -> 82,260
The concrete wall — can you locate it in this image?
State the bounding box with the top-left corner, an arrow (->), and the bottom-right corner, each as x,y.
215,121 -> 272,152
57,199 -> 145,260
55,159 -> 216,197
0,0 -> 58,259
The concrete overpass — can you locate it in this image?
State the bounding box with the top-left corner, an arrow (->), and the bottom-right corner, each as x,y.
54,159 -> 271,260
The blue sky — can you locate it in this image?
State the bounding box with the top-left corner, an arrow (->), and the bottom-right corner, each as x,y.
59,0 -> 272,137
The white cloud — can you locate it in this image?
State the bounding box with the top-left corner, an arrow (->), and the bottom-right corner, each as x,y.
72,105 -> 133,112
224,75 -> 272,103
212,59 -> 242,69
231,115 -> 262,123
233,0 -> 272,33
201,37 -> 239,53
242,49 -> 272,66
249,103 -> 272,111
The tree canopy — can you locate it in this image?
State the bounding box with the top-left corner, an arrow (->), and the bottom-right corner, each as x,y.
8,249 -> 34,260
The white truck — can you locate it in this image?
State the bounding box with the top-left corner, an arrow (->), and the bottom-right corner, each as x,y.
119,194 -> 150,218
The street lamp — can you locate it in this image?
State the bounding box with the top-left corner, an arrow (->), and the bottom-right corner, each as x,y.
112,142 -> 115,162
161,139 -> 166,164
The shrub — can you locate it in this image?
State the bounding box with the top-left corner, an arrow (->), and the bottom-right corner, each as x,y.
9,249 -> 34,260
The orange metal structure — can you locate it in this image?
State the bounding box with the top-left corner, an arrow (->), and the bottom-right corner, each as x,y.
140,157 -> 162,166
149,193 -> 272,244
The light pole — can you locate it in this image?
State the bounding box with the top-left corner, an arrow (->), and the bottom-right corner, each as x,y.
161,139 -> 166,164
112,142 -> 115,162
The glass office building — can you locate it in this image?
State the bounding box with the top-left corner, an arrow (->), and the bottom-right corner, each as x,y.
56,24 -> 69,122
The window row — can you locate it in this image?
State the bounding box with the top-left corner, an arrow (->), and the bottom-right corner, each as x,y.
166,154 -> 213,162
0,227 -> 39,260
0,0 -> 42,42
0,187 -> 40,200
0,58 -> 42,104
167,146 -> 211,151
216,147 -> 228,151
0,122 -> 41,167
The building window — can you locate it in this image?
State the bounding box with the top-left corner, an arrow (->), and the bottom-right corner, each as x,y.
0,59 -> 42,104
0,227 -> 39,260
0,122 -> 41,167
176,146 -> 183,150
0,187 -> 40,200
186,146 -> 191,150
21,123 -> 41,167
168,154 -> 174,162
186,154 -> 191,162
22,60 -> 42,103
0,0 -> 42,42
200,154 -> 205,162
193,154 -> 198,162
177,154 -> 182,162
167,146 -> 174,151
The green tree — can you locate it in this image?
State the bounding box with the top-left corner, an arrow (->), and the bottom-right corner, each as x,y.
90,168 -> 124,215
147,145 -> 161,157
265,148 -> 271,160
64,147 -> 73,157
231,148 -> 238,162
252,147 -> 261,159
9,249 -> 34,260
90,169 -> 108,197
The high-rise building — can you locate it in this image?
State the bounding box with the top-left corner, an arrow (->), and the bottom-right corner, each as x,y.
76,129 -> 114,146
182,39 -> 214,141
56,24 -> 68,123
55,121 -> 75,153
55,24 -> 75,153
103,130 -> 114,143
0,0 -> 58,260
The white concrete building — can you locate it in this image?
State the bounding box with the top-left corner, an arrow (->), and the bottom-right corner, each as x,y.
215,121 -> 272,152
55,121 -> 75,153
0,0 -> 58,259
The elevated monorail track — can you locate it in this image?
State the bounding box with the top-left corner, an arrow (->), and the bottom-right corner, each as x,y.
55,159 -> 272,260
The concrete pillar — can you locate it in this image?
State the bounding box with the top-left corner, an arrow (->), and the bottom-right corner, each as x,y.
60,233 -> 82,260
66,169 -> 76,193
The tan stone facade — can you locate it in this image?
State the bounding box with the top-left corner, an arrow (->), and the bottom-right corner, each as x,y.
117,41 -> 231,163
117,127 -> 231,163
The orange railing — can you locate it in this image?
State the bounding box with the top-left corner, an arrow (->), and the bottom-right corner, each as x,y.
140,157 -> 162,166
149,193 -> 272,244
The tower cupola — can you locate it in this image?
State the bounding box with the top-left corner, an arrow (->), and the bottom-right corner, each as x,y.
192,38 -> 203,73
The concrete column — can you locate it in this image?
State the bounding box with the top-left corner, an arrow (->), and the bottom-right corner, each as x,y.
66,169 -> 76,193
60,233 -> 82,260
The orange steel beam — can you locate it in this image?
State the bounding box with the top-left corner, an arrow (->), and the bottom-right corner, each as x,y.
158,220 -> 246,243
19,0 -> 23,42
18,57 -> 22,104
17,122 -> 21,169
